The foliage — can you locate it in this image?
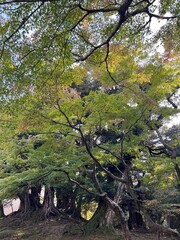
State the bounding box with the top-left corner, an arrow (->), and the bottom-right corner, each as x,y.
0,0 -> 180,238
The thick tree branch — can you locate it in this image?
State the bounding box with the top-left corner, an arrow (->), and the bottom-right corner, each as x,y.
155,128 -> 175,152
92,163 -> 103,194
77,3 -> 119,13
154,127 -> 180,160
70,12 -> 90,31
146,145 -> 168,156
56,99 -> 78,129
74,14 -> 123,61
55,103 -> 127,184
62,170 -> 100,196
95,143 -> 121,162
40,113 -> 73,128
74,1 -> 133,61
167,93 -> 178,109
148,12 -> 178,20
104,43 -> 118,84
78,127 -> 127,184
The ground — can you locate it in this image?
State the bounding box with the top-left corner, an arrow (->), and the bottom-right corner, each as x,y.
0,213 -> 177,240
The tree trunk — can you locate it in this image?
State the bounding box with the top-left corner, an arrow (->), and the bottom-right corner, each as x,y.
128,209 -> 144,230
56,187 -> 62,209
72,194 -> 83,219
56,185 -> 72,212
85,165 -> 131,239
142,209 -> 180,239
106,180 -> 125,227
19,191 -> 32,214
0,202 -> 4,217
174,163 -> 180,181
43,186 -> 60,218
19,186 -> 42,215
56,185 -> 83,219
102,193 -> 132,240
29,186 -> 42,211
67,187 -> 77,215
83,198 -> 111,234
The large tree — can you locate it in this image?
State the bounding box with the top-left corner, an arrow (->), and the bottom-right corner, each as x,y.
1,43 -> 179,239
0,0 -> 180,239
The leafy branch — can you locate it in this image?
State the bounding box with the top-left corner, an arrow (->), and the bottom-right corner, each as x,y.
0,2 -> 44,59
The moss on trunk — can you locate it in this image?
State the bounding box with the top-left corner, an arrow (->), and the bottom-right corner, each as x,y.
83,198 -> 115,235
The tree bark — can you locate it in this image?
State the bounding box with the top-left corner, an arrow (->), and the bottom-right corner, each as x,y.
43,186 -> 60,218
0,202 -> 4,217
174,163 -> 180,181
19,191 -> 32,214
105,180 -> 125,227
18,186 -> 42,215
102,193 -> 132,240
56,187 -> 62,209
83,198 -> 111,234
29,186 -> 42,211
142,209 -> 180,239
72,194 -> 83,219
56,185 -> 73,212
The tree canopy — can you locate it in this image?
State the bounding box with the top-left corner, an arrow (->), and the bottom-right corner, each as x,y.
0,0 -> 179,90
